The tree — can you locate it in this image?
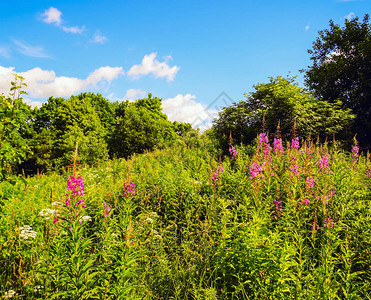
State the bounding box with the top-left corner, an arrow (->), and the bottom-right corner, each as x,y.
0,75 -> 32,179
212,75 -> 354,150
304,14 -> 371,148
110,95 -> 177,158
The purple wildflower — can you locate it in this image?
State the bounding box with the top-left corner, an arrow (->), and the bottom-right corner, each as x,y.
211,165 -> 224,185
103,203 -> 112,222
273,138 -> 284,154
306,177 -> 314,191
123,182 -> 136,198
291,137 -> 300,150
324,218 -> 334,229
319,155 -> 330,172
249,162 -> 263,180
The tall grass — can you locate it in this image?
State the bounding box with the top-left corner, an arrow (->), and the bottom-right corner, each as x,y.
0,135 -> 370,299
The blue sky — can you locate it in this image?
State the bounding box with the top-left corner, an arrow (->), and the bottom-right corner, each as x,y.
0,0 -> 369,129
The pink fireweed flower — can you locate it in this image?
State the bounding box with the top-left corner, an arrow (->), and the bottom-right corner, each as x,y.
291,137 -> 300,150
299,198 -> 310,206
211,166 -> 224,185
351,144 -> 359,167
274,199 -> 283,217
259,132 -> 271,160
103,203 -> 112,222
273,138 -> 284,154
290,165 -> 301,176
306,177 -> 314,191
66,176 -> 85,207
366,166 -> 371,178
319,155 -> 330,172
229,146 -> 239,158
123,182 -> 136,198
324,218 -> 334,229
249,162 -> 263,180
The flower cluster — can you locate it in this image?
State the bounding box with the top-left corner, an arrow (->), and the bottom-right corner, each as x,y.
211,165 -> 224,185
19,225 -> 37,240
103,203 -> 112,222
319,155 -> 330,173
324,218 -> 334,229
366,166 -> 371,178
351,143 -> 359,167
274,199 -> 283,217
39,208 -> 56,220
273,137 -> 284,154
306,177 -> 315,191
291,137 -> 300,150
298,198 -> 310,206
259,132 -> 271,160
123,182 -> 136,198
290,165 -> 301,176
3,290 -> 17,299
249,162 -> 263,180
66,176 -> 85,207
229,146 -> 239,158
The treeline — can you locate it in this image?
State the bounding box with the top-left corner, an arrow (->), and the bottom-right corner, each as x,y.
1,14 -> 370,178
1,85 -> 193,177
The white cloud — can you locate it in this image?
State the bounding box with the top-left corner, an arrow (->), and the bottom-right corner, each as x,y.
23,98 -> 44,108
41,7 -> 85,34
0,46 -> 10,58
162,94 -> 218,131
0,65 -> 123,98
346,12 -> 355,20
92,31 -> 107,44
13,40 -> 49,58
125,88 -> 146,100
305,25 -> 310,31
127,52 -> 180,81
62,25 -> 86,34
42,7 -> 62,25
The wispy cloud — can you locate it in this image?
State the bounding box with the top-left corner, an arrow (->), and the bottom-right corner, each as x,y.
127,52 -> 180,81
41,7 -> 85,34
62,25 -> 86,34
13,40 -> 49,58
305,25 -> 310,31
0,46 -> 10,58
92,31 -> 107,44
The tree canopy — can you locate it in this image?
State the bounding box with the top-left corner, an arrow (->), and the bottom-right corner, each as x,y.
304,14 -> 371,148
212,75 -> 354,149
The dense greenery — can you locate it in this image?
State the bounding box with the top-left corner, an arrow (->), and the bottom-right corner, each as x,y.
1,12 -> 371,299
1,134 -> 370,298
304,14 -> 371,149
0,75 -> 31,180
212,75 -> 354,151
20,92 -> 181,174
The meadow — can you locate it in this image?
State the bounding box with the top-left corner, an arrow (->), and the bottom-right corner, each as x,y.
1,134 -> 371,299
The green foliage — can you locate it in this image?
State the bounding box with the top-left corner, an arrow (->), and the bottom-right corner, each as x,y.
1,135 -> 370,298
304,14 -> 371,148
0,75 -> 32,180
110,94 -> 177,158
28,94 -> 111,172
212,75 -> 354,150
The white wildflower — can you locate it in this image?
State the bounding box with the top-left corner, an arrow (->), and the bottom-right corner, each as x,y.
34,285 -> 43,293
145,217 -> 153,224
3,289 -> 17,298
19,225 -> 37,240
150,212 -> 158,218
39,208 -> 56,220
51,201 -> 62,206
79,215 -> 92,223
